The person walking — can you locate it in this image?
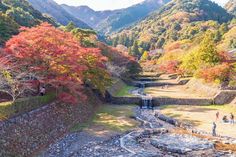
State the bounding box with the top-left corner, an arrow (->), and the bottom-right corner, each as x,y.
212,122 -> 217,136
230,113 -> 234,124
40,86 -> 46,96
216,111 -> 219,121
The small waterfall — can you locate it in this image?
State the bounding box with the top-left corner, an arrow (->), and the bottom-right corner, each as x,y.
138,83 -> 145,95
141,96 -> 153,109
138,82 -> 154,109
140,83 -> 145,89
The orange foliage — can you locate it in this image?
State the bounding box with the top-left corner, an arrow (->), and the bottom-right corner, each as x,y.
197,63 -> 232,83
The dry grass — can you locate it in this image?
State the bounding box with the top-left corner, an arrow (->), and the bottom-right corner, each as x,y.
93,104 -> 139,132
70,104 -> 139,134
160,105 -> 236,138
144,85 -> 210,98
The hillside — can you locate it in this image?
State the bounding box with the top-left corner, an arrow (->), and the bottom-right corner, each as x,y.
62,0 -> 170,34
1,0 -> 56,27
112,0 -> 233,52
225,0 -> 236,15
0,0 -> 57,45
28,0 -> 90,28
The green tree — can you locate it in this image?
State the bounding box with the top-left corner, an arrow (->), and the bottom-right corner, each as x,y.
65,21 -> 76,32
71,28 -> 97,47
219,23 -> 229,35
112,36 -> 118,47
0,13 -> 19,45
214,30 -> 221,43
131,41 -> 140,57
197,32 -> 220,66
6,7 -> 38,27
181,32 -> 221,74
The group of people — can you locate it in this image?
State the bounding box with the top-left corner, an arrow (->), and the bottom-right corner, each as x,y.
216,111 -> 234,124
161,85 -> 169,89
212,111 -> 234,137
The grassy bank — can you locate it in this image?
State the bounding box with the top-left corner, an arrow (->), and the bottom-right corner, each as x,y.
108,78 -> 135,97
0,94 -> 56,120
70,104 -> 139,133
115,85 -> 135,97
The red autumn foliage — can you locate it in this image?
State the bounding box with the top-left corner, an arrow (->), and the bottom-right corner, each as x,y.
159,60 -> 180,74
97,42 -> 141,75
98,42 -> 135,66
58,92 -> 79,104
197,63 -> 232,83
4,23 -> 107,103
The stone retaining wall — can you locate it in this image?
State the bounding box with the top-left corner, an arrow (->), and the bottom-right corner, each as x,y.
214,90 -> 236,104
110,96 -> 141,105
108,93 -> 213,106
128,79 -> 190,88
153,98 -> 213,105
108,77 -> 236,105
185,79 -> 219,97
0,90 -> 100,157
109,92 -> 236,106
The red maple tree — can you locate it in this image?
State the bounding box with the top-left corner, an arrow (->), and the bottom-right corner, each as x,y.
5,23 -> 107,103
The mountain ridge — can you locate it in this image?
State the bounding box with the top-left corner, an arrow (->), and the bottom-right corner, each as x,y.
61,0 -> 170,34
0,0 -> 58,44
111,0 -> 233,51
28,0 -> 90,29
225,0 -> 236,15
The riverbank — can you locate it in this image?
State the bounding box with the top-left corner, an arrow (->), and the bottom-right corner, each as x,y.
39,106 -> 236,157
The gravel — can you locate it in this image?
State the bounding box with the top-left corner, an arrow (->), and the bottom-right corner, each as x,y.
39,108 -> 236,157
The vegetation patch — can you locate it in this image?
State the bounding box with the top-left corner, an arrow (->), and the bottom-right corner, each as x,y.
70,104 -> 139,133
201,105 -> 236,115
0,93 -> 55,120
115,85 -> 136,97
94,104 -> 138,132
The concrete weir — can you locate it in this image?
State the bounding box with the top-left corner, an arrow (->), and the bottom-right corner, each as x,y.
107,74 -> 236,106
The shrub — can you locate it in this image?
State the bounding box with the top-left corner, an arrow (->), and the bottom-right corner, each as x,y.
196,63 -> 232,83
159,60 -> 180,74
0,93 -> 55,120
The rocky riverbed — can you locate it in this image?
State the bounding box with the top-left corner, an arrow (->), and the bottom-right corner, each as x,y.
39,107 -> 236,157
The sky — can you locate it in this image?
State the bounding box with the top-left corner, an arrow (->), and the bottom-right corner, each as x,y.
54,0 -> 229,11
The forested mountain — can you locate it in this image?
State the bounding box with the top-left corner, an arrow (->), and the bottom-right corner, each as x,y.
0,0 -> 57,45
61,5 -> 113,28
1,0 -> 56,27
0,13 -> 19,45
225,0 -> 236,16
111,0 -> 233,55
28,0 -> 90,29
61,0 -> 170,34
